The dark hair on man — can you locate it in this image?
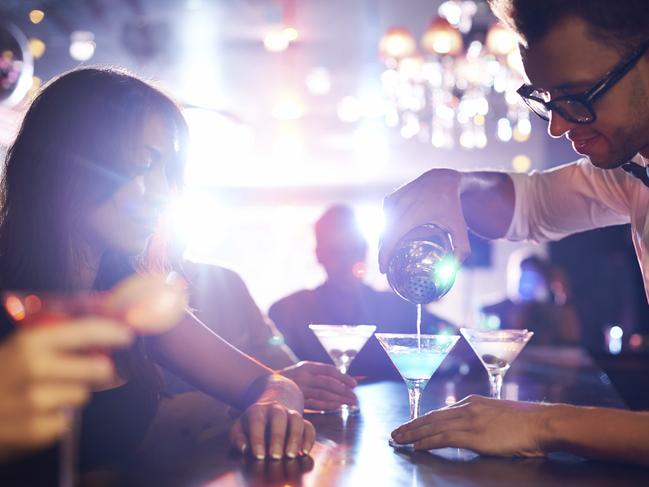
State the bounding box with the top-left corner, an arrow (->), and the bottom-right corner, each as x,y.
488,0 -> 649,51
315,204 -> 363,243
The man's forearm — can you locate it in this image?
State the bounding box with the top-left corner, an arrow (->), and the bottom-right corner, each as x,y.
460,171 -> 515,240
541,404 -> 649,465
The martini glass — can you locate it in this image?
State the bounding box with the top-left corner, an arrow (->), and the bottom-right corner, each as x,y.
308,324 -> 376,414
376,333 -> 460,448
460,328 -> 534,399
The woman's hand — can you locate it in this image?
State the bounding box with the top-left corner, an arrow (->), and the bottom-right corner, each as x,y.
391,395 -> 548,458
279,361 -> 357,411
229,375 -> 316,460
0,320 -> 133,461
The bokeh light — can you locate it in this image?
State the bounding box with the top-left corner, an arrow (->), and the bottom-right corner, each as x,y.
4,295 -> 25,321
337,96 -> 362,123
69,31 -> 96,61
183,107 -> 256,187
263,28 -> 290,53
29,10 -> 45,24
283,27 -> 299,42
27,38 -> 46,59
272,93 -> 305,121
512,154 -> 531,173
306,67 -> 331,95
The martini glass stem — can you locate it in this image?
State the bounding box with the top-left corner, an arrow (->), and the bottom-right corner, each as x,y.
336,363 -> 359,415
488,373 -> 503,400
60,408 -> 81,487
406,380 -> 425,420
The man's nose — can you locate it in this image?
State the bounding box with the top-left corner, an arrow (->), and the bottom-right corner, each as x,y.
547,111 -> 577,138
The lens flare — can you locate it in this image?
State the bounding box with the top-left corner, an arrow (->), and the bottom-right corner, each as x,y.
4,295 -> 25,321
434,255 -> 459,285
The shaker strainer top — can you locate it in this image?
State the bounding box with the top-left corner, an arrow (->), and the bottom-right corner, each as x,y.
386,224 -> 459,304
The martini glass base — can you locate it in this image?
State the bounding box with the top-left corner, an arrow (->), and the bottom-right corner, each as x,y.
306,403 -> 359,415
389,439 -> 479,460
388,438 -> 416,450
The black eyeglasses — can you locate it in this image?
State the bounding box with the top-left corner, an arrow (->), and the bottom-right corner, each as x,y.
517,39 -> 649,124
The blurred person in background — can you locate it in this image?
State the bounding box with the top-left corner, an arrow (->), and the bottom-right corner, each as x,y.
160,244 -> 358,413
269,204 -> 453,381
480,250 -> 581,345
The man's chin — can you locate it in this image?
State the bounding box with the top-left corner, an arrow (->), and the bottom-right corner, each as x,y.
586,155 -> 628,170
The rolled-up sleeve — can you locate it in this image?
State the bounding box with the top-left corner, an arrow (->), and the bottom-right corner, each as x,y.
505,158 -> 632,243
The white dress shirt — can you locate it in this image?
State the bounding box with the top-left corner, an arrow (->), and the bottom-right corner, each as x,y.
505,156 -> 649,300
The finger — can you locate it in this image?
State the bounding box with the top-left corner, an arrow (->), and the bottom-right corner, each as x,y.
6,410 -> 70,449
399,401 -> 470,428
393,417 -> 467,445
414,430 -> 475,451
107,274 -> 187,334
451,394 -> 487,406
446,220 -> 471,262
285,411 -> 304,459
122,286 -> 187,335
392,405 -> 468,440
268,405 -> 288,460
245,405 -> 268,460
378,196 -> 419,273
310,376 -> 357,402
304,363 -> 357,388
24,354 -> 115,385
228,419 -> 248,455
30,319 -> 134,352
301,420 -> 316,456
24,383 -> 91,413
302,387 -> 356,407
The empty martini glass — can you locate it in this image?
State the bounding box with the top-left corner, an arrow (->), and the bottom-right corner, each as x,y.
308,324 -> 376,414
376,333 -> 460,448
460,328 -> 534,399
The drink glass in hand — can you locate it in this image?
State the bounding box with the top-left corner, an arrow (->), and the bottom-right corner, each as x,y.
3,292 -> 103,487
2,274 -> 186,486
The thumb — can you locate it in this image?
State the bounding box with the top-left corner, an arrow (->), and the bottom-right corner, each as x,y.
105,274 -> 187,335
450,226 -> 471,263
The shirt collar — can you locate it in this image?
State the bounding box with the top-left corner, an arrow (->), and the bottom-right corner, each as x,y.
622,155 -> 649,187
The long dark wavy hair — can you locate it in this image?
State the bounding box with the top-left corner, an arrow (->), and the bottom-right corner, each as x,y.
0,66 -> 189,397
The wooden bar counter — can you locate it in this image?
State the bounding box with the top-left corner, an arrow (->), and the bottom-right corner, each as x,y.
121,341 -> 649,486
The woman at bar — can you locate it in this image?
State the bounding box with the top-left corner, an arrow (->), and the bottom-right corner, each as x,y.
0,67 -> 314,477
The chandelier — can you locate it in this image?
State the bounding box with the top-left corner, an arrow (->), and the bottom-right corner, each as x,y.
378,0 -> 530,149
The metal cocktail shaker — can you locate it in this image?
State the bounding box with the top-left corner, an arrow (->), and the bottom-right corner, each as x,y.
386,223 -> 459,304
